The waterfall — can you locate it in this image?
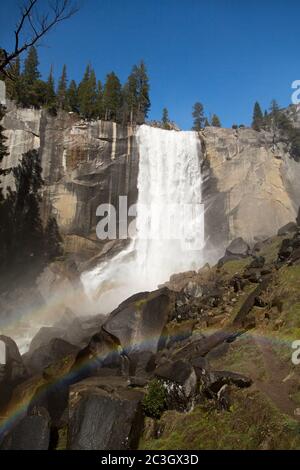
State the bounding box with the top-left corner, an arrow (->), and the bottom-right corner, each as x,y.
81,125 -> 204,311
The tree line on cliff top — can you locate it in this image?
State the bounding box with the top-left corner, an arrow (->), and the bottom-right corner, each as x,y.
1,46 -> 151,125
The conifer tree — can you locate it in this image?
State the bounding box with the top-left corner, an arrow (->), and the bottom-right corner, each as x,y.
23,46 -> 40,85
252,102 -> 264,131
134,60 -> 150,124
162,107 -> 170,129
57,64 -> 68,110
45,66 -> 56,113
20,46 -> 41,107
123,61 -> 150,124
103,72 -> 122,122
67,80 -> 79,113
211,114 -> 221,127
95,80 -> 103,119
3,57 -> 21,102
77,65 -> 98,119
123,72 -> 138,124
192,102 -> 205,130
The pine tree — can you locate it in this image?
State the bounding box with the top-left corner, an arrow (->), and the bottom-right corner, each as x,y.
122,61 -> 151,124
3,57 -> 21,102
67,80 -> 79,113
252,102 -> 264,131
211,114 -> 221,127
103,72 -> 122,122
95,80 -> 103,119
57,64 -> 68,110
162,107 -> 170,129
45,66 -> 56,113
45,216 -> 63,260
20,46 -> 41,107
135,61 -> 150,124
123,72 -> 138,124
77,65 -> 98,119
23,46 -> 40,85
192,102 -> 205,130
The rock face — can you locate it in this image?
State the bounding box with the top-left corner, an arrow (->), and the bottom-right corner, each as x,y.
0,411 -> 51,450
68,377 -> 144,450
2,101 -> 300,261
2,100 -> 139,259
202,125 -> 300,258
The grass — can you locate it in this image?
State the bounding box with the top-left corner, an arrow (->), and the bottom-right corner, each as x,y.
139,389 -> 300,450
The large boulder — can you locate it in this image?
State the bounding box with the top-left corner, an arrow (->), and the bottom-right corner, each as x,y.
154,360 -> 197,411
70,328 -> 125,382
24,338 -> 79,375
0,335 -> 28,410
68,377 -> 144,450
0,408 -> 50,450
226,238 -> 250,258
103,288 -> 174,354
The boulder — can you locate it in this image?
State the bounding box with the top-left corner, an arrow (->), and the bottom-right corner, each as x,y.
0,335 -> 28,410
0,408 -> 50,450
233,276 -> 272,326
154,360 -> 197,411
28,326 -> 67,354
226,238 -> 250,258
247,256 -> 265,269
70,328 -> 125,382
277,222 -> 298,236
103,288 -> 174,354
24,338 -> 79,375
201,370 -> 252,395
68,377 -> 144,450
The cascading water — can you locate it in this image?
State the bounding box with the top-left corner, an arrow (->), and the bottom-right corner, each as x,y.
81,125 -> 204,311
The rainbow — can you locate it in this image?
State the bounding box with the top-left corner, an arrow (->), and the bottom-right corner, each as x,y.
0,325 -> 296,445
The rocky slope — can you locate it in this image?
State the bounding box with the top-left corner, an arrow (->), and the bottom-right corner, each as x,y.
2,101 -> 300,263
1,219 -> 300,449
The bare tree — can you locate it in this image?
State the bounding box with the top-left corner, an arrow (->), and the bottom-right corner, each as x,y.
0,0 -> 78,77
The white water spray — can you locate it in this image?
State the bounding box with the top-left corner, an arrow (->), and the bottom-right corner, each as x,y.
81,125 -> 204,311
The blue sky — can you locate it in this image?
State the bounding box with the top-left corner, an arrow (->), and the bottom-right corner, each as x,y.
1,0 -> 300,129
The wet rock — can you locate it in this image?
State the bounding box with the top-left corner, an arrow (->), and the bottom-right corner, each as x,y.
0,335 -> 28,410
128,351 -> 156,378
154,360 -> 197,411
24,338 -> 79,375
233,276 -> 272,326
226,238 -> 250,258
0,408 -> 50,450
277,222 -> 298,236
71,329 -> 124,382
68,377 -> 144,450
104,288 -> 174,354
198,369 -> 252,400
28,326 -> 67,354
183,281 -> 203,299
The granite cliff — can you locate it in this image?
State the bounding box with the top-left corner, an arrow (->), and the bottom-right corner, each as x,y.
2,100 -> 300,265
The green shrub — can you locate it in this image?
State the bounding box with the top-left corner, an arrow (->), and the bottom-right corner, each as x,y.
143,379 -> 167,419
